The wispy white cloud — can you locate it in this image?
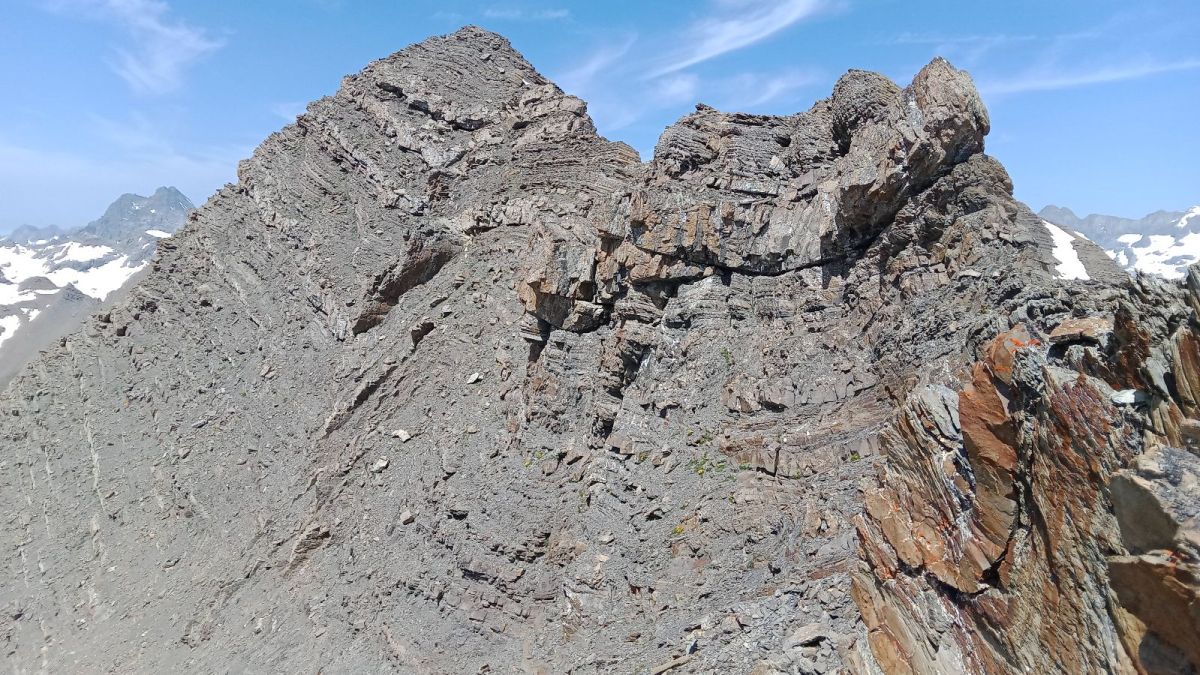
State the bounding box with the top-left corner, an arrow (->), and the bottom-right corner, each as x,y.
735,69 -> 822,107
885,32 -> 1038,47
889,10 -> 1198,100
888,24 -> 1143,75
270,101 -> 309,123
482,7 -> 569,21
648,0 -> 825,77
42,0 -> 223,95
980,59 -> 1200,96
555,34 -> 637,95
553,1 -> 824,145
885,32 -> 1039,67
653,73 -> 701,106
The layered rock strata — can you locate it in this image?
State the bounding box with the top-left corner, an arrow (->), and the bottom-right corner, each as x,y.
1,27 -> 1196,674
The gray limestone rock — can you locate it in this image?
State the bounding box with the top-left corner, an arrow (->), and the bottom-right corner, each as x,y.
1,26 -> 1197,675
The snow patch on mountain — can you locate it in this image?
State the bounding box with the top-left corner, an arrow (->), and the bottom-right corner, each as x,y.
56,242 -> 113,264
51,256 -> 147,299
1043,221 -> 1090,280
1175,206 -> 1200,229
0,187 -> 193,386
1040,204 -> 1200,280
0,314 -> 19,349
1125,232 -> 1200,279
0,242 -> 145,302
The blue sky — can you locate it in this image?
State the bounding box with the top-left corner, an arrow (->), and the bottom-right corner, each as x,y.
1,0 -> 1197,230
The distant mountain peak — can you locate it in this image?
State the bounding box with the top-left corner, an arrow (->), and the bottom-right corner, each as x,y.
78,186 -> 194,253
1037,204 -> 1079,224
2,224 -> 66,245
1039,203 -> 1200,279
0,187 -> 193,385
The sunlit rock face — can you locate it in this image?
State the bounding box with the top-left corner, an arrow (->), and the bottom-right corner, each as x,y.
0,27 -> 1196,675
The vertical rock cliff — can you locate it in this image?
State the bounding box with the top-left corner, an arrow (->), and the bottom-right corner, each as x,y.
1,27 -> 1197,674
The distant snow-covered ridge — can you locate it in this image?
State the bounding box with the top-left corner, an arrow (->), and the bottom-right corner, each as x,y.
0,187 -> 193,380
1039,204 -> 1200,280
0,240 -> 144,311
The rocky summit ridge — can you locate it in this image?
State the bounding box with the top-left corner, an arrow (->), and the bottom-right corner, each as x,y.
2,27 -> 1198,674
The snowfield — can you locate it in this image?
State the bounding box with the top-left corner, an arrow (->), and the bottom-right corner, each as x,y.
1043,220 -> 1090,280
1122,231 -> 1200,279
0,240 -> 144,303
1045,204 -> 1200,280
0,314 -> 19,349
54,241 -> 112,264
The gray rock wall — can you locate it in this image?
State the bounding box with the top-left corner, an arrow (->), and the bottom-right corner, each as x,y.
1,27 -> 1196,675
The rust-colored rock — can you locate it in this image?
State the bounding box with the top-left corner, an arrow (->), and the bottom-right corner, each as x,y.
1048,315 -> 1113,345
856,315 -> 1200,673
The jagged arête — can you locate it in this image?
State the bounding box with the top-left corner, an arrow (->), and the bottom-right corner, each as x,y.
2,27 -> 1197,674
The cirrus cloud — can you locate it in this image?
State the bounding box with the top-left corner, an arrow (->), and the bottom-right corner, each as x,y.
42,0 -> 223,95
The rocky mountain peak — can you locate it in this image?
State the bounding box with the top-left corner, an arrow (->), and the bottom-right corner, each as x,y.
624,56 -> 991,282
0,187 -> 193,385
78,186 -> 194,250
1,28 -> 1197,675
337,26 -> 562,136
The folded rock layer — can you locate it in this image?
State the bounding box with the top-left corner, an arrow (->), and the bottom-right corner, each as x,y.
2,27 -> 1197,674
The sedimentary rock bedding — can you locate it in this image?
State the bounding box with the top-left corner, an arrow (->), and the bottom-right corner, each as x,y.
2,27 -> 1197,674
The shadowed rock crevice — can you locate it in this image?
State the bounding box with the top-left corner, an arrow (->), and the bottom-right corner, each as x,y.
352,239 -> 461,334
